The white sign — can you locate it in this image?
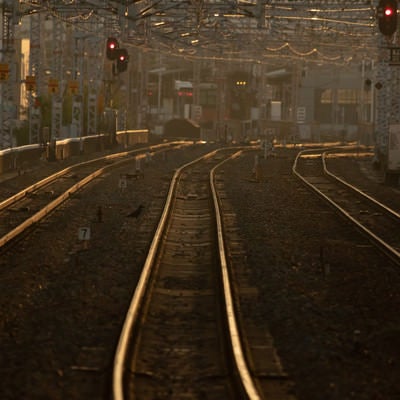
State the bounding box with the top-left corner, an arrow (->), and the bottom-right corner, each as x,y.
297,106 -> 306,122
175,80 -> 192,90
78,227 -> 91,241
190,104 -> 202,122
270,101 -> 281,121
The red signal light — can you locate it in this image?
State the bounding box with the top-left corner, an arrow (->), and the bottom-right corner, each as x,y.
385,6 -> 394,16
106,37 -> 119,60
115,48 -> 129,73
378,0 -> 397,36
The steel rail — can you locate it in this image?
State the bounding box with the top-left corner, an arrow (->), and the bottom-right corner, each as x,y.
211,150 -> 262,400
112,150 -> 215,400
112,147 -> 262,400
292,148 -> 400,265
0,142 -> 187,249
322,151 -> 400,220
0,141 -> 181,212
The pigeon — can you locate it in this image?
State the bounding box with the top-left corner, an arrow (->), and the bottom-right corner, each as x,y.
127,204 -> 144,218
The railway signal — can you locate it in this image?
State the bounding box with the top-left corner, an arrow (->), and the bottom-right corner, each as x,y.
116,48 -> 129,73
377,0 -> 398,36
106,37 -> 119,60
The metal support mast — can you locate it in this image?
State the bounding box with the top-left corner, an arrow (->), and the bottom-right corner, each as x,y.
374,16 -> 400,176
375,52 -> 390,155
0,0 -> 17,149
375,51 -> 400,175
86,25 -> 103,135
71,31 -> 84,139
28,12 -> 42,144
51,18 -> 65,140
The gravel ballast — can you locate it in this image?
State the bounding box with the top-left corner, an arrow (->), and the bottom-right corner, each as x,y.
1,144 -> 399,400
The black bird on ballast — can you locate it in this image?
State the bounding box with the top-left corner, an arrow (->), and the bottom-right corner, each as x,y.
127,204 -> 144,218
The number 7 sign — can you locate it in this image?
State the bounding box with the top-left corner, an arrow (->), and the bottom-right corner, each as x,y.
78,227 -> 91,241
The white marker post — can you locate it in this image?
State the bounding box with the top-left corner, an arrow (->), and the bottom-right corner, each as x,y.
78,226 -> 91,249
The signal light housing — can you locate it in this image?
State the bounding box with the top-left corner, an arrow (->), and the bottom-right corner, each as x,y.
106,37 -> 119,60
377,0 -> 398,36
116,48 -> 129,73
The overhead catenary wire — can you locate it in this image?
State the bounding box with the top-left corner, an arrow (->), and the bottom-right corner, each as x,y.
17,0 -> 380,65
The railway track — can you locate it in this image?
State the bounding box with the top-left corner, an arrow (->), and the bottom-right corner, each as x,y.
293,147 -> 400,265
112,147 -> 281,400
0,142 -> 188,250
0,143 -> 297,399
